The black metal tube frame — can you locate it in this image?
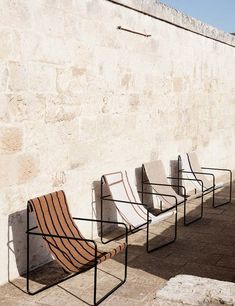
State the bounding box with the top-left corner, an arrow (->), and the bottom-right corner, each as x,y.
167,176 -> 204,225
100,176 -> 177,253
177,155 -> 232,208
138,189 -> 177,252
201,167 -> 233,208
26,206 -> 128,306
141,164 -> 204,226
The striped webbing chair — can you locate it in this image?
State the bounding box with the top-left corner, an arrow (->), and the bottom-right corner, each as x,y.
26,190 -> 127,305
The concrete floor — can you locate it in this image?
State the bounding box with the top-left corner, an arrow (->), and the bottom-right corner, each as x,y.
1,183 -> 235,305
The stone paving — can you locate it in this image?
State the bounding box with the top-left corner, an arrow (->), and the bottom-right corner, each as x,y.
0,183 -> 235,305
156,274 -> 235,305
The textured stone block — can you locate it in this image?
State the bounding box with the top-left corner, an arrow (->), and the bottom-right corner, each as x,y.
45,104 -> 78,123
8,61 -> 28,91
155,275 -> 235,305
28,64 -> 56,92
17,153 -> 40,184
0,62 -> 9,92
0,30 -> 12,59
0,95 -> 9,122
8,93 -> 46,122
0,126 -> 23,153
0,153 -> 39,188
0,0 -> 32,30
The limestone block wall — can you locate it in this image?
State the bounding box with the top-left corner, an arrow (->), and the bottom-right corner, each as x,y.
0,0 -> 235,285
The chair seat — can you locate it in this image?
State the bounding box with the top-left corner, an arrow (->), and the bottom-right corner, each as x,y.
151,209 -> 177,225
98,242 -> 126,264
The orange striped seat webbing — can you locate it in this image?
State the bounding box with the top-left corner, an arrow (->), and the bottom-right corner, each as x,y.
28,190 -> 125,273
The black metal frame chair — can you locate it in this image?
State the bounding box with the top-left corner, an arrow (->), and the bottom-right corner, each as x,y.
178,155 -> 232,208
26,201 -> 128,306
141,164 -> 204,226
100,174 -> 178,253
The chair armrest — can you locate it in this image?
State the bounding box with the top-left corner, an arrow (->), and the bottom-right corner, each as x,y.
101,196 -> 148,207
73,218 -> 128,245
143,182 -> 186,197
168,176 -> 203,183
144,181 -> 184,188
181,170 -> 215,185
77,218 -> 128,245
73,217 -> 126,228
138,190 -> 178,207
201,167 -> 232,174
26,230 -> 97,248
181,170 -> 214,177
167,176 -> 204,191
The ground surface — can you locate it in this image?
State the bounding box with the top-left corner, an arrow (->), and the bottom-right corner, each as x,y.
1,182 -> 235,305
156,274 -> 235,305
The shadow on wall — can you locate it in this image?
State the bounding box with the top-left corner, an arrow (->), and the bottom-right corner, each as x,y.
92,180 -> 118,236
8,209 -> 52,283
169,159 -> 181,193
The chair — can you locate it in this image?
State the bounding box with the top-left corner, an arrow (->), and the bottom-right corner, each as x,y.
142,161 -> 204,226
101,170 -> 177,253
178,153 -> 232,208
26,190 -> 128,306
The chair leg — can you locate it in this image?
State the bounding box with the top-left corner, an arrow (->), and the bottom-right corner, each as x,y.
93,263 -> 97,305
213,173 -> 233,208
94,246 -> 128,305
184,193 -> 204,226
27,245 -> 127,304
147,211 -> 177,253
26,205 -> 30,294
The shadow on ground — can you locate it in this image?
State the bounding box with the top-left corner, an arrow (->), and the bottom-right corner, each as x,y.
113,181 -> 235,282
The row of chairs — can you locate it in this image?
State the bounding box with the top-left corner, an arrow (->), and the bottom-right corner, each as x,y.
26,152 -> 232,305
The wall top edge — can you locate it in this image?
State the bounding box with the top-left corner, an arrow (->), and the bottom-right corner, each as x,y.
109,0 -> 235,47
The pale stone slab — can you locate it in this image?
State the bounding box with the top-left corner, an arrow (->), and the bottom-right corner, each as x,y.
155,274 -> 235,305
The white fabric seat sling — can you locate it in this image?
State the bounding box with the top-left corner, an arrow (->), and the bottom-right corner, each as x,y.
143,160 -> 203,226
178,152 -> 232,208
100,170 -> 177,252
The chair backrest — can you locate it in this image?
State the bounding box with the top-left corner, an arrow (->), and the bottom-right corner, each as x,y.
103,171 -> 147,228
180,153 -> 211,190
144,161 -> 182,207
28,190 -> 100,273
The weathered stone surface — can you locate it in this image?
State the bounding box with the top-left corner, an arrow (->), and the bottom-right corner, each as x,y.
0,153 -> 39,188
155,274 -> 235,305
0,30 -> 12,59
17,153 -> 40,184
8,61 -> 28,91
28,63 -> 56,92
0,62 -> 9,91
0,95 -> 9,122
0,126 -> 23,153
8,93 -> 46,122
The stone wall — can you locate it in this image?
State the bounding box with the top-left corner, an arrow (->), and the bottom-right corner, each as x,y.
0,0 -> 235,285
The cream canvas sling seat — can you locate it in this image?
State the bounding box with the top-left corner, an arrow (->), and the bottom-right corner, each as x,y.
142,160 -> 204,226
101,171 -> 177,253
26,190 -> 128,305
178,152 -> 232,208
